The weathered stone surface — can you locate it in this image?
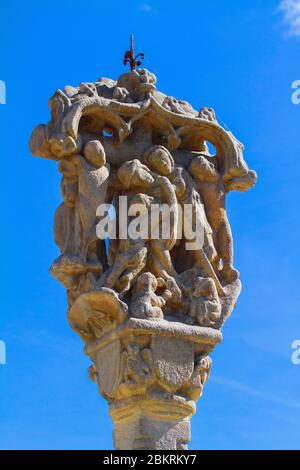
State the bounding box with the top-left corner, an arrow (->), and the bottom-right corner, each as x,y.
113,413 -> 191,450
30,65 -> 256,450
152,337 -> 194,391
95,340 -> 121,398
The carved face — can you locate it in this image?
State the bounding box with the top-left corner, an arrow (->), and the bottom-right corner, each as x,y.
84,140 -> 106,167
137,272 -> 158,292
118,160 -> 154,190
192,277 -> 216,299
50,133 -> 82,158
147,147 -> 174,176
189,156 -> 217,183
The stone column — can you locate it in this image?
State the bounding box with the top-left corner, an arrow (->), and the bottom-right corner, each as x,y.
30,65 -> 256,450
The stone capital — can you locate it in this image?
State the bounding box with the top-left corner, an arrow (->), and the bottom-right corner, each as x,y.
85,316 -> 221,449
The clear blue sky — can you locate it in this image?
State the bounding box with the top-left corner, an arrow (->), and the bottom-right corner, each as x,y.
1,0 -> 300,450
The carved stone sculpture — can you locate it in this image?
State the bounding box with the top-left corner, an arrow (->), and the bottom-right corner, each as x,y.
30,64 -> 256,450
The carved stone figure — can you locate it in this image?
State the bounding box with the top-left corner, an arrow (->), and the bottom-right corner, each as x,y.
188,151 -> 255,282
120,343 -> 152,385
188,277 -> 221,327
30,61 -> 256,450
130,272 -> 175,320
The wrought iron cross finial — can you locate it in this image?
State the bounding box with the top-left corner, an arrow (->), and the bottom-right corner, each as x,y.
123,34 -> 144,71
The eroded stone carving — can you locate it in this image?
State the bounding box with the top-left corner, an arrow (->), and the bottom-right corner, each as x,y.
120,343 -> 152,386
130,272 -> 175,320
30,66 -> 256,450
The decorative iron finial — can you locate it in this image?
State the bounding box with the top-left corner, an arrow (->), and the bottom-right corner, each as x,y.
123,34 -> 144,71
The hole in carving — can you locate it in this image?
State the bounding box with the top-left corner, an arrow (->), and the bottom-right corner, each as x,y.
102,128 -> 114,137
206,141 -> 216,156
104,238 -> 109,256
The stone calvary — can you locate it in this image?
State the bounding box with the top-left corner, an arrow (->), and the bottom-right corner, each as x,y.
30,64 -> 256,449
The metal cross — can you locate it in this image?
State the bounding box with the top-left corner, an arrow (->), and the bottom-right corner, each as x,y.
123,34 -> 144,71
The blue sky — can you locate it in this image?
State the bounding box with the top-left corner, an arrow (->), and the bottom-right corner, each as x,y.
1,0 -> 300,450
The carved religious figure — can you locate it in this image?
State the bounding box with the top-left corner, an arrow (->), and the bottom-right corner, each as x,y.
30,58 -> 256,450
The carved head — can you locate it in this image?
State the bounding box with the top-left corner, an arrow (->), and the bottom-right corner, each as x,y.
136,272 -> 158,293
118,159 -> 154,190
30,124 -> 55,160
198,355 -> 212,384
192,277 -> 218,301
84,140 -> 106,167
188,155 -> 218,183
49,133 -> 82,158
144,146 -> 174,176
